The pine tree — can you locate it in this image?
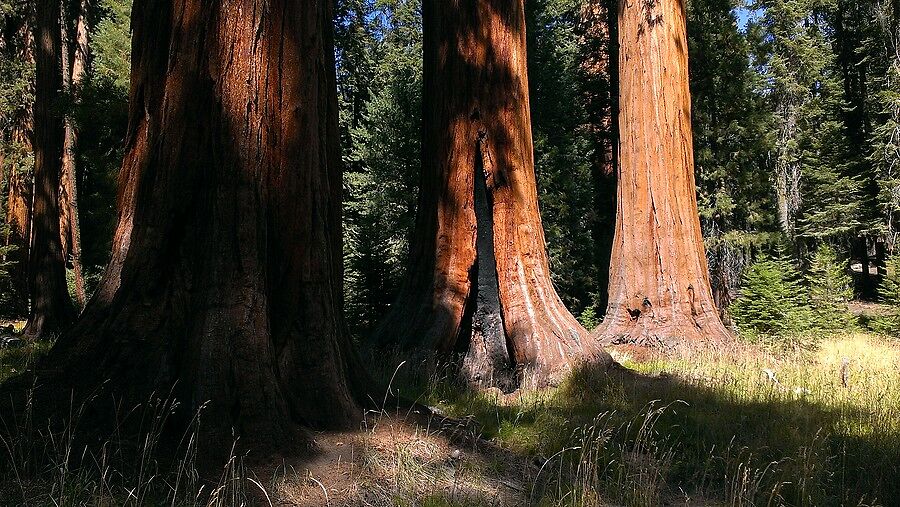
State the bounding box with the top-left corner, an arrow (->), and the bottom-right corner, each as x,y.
750,0 -> 862,247
731,255 -> 814,336
340,0 -> 422,338
871,0 -> 900,254
688,0 -> 779,312
806,244 -> 855,329
876,253 -> 900,334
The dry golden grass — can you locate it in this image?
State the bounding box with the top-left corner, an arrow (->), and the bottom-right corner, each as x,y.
1,331 -> 898,506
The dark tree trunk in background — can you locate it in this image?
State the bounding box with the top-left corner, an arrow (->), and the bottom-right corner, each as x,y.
5,0 -> 366,452
594,0 -> 730,348
577,0 -> 618,317
23,0 -> 74,338
59,0 -> 89,308
372,0 -> 612,389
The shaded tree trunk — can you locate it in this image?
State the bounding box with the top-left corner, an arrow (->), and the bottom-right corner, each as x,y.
59,0 -> 89,308
577,0 -> 618,316
23,0 -> 74,339
372,0 -> 612,389
5,0 -> 367,453
594,0 -> 730,348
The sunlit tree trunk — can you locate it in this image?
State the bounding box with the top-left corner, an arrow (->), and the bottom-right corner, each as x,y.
1,13 -> 35,314
23,0 -> 74,339
594,0 -> 730,348
372,0 -> 612,389
6,0 -> 367,452
59,0 -> 89,308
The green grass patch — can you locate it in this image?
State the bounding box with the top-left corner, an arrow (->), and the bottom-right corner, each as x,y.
381,333 -> 900,506
0,340 -> 51,384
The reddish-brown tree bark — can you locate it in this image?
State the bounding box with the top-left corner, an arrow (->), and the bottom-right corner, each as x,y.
2,13 -> 35,314
2,127 -> 33,314
372,0 -> 612,388
593,0 -> 730,348
23,0 -> 74,338
5,0 -> 366,452
59,0 -> 89,308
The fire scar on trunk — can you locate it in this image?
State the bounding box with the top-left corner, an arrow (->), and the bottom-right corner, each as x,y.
459,133 -> 517,392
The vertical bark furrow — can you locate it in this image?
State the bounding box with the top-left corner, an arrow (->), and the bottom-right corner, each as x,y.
24,0 -> 75,339
594,0 -> 730,348
372,0 -> 612,387
9,0 -> 366,454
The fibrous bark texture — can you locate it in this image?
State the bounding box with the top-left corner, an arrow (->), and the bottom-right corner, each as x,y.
59,0 -> 89,308
372,0 -> 612,388
593,0 -> 731,348
6,0 -> 366,453
24,0 -> 74,339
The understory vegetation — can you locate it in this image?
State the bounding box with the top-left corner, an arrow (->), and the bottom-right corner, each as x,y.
383,333 -> 900,506
2,327 -> 898,506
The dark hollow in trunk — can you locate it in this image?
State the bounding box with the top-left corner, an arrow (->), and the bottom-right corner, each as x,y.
459,148 -> 515,391
371,0 -> 612,388
3,0 -> 368,456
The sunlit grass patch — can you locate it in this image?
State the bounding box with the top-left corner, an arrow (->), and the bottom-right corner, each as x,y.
412,332 -> 900,505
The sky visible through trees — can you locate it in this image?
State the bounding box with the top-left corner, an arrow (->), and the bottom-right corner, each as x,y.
1,0 -> 899,504
0,0 -> 897,343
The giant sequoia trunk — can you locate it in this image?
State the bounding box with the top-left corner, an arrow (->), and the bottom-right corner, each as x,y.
372,0 -> 611,388
594,0 -> 730,348
59,0 -> 89,308
5,0 -> 366,452
23,0 -> 74,338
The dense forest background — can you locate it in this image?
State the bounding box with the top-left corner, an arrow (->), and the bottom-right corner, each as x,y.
2,0 -> 899,340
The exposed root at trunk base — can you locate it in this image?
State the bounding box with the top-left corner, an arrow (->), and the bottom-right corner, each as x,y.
593,308 -> 734,355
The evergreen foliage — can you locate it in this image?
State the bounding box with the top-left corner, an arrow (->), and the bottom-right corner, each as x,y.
74,0 -> 131,290
875,253 -> 900,335
526,0 -> 603,317
731,255 -> 814,337
338,0 -> 423,338
806,244 -> 855,328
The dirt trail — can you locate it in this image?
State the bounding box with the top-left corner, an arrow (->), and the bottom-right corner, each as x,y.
264,412 -> 538,506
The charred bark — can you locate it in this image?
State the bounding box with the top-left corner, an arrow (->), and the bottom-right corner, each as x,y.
372,0 -> 612,387
23,0 -> 74,338
593,0 -> 731,348
4,0 -> 367,454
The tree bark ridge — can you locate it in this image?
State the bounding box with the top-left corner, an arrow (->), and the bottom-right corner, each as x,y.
373,0 -> 612,387
594,0 -> 730,348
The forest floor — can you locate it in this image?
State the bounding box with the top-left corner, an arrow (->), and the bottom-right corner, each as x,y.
1,320 -> 899,506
